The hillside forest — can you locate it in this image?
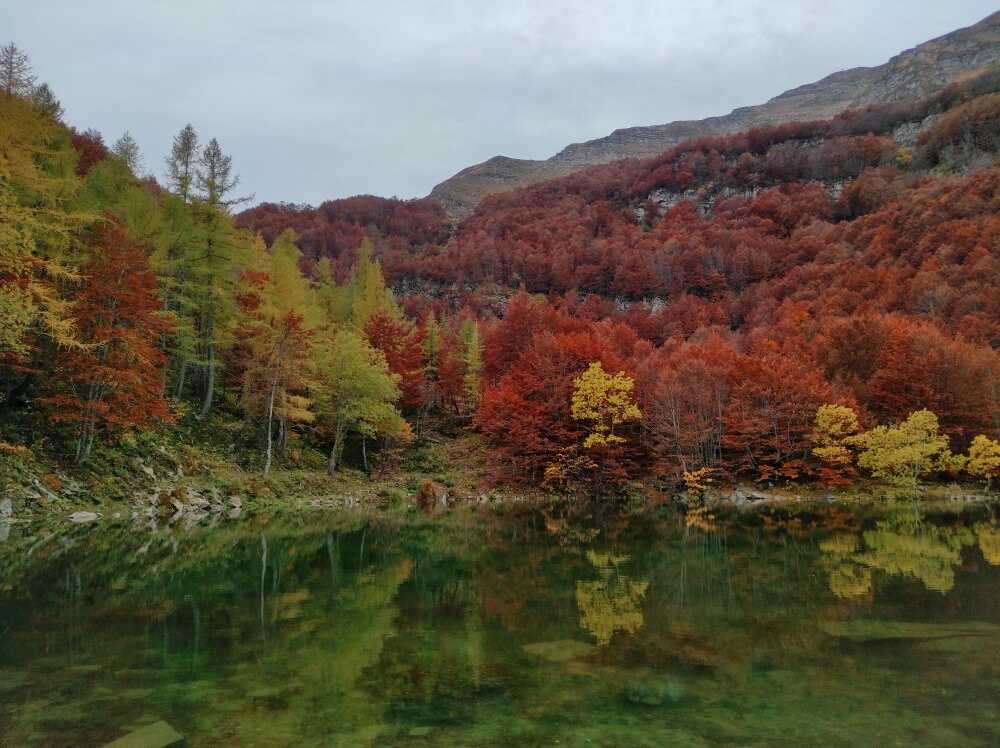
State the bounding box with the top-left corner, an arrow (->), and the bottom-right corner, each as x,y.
3,42 -> 1000,499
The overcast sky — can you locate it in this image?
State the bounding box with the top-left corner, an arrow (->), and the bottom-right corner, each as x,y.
5,1 -> 996,205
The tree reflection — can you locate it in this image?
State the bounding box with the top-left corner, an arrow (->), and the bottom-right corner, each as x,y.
977,525 -> 1000,565
821,515 -> 977,597
576,550 -> 649,646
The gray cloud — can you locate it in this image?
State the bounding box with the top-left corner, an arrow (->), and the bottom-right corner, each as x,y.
5,1 -> 996,204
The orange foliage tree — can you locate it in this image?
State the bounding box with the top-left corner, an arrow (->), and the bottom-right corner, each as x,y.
43,222 -> 172,462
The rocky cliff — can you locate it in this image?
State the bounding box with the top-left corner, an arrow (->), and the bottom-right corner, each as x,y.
430,11 -> 1000,216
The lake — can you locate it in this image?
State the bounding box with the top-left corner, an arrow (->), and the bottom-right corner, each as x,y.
2,502 -> 1000,746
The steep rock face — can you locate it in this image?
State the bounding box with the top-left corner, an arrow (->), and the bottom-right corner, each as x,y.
430,11 -> 1000,216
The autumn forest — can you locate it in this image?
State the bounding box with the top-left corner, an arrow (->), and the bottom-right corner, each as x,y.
3,42 -> 1000,504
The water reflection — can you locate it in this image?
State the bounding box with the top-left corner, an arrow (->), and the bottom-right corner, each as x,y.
0,509 -> 998,745
821,511 -> 980,597
576,551 -> 649,645
978,524 -> 1000,565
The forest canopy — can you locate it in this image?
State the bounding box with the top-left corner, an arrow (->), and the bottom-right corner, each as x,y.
2,43 -> 999,495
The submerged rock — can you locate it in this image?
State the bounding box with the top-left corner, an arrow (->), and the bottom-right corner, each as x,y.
522,639 -> 596,663
68,511 -> 100,523
623,677 -> 686,707
103,720 -> 184,748
0,497 -> 12,518
821,620 -> 1000,642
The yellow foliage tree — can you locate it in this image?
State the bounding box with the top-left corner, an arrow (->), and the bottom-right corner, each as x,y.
682,466 -> 716,494
237,233 -> 318,474
348,238 -> 399,328
571,362 -> 642,449
967,435 -> 1000,489
846,409 -> 951,491
811,404 -> 860,467
0,93 -> 86,356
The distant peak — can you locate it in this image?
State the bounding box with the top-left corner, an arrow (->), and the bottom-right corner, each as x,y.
429,10 -> 1000,216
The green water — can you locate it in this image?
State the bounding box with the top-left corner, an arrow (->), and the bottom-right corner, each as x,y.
2,505 -> 1000,746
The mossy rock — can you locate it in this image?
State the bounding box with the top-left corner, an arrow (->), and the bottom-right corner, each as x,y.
522,639 -> 596,663
103,720 -> 184,748
622,676 -> 687,707
821,619 -> 1000,642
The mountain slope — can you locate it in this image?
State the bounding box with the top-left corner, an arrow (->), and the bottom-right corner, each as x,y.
429,10 -> 1000,216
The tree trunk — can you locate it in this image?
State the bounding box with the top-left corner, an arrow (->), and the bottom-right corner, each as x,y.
328,423 -> 345,475
200,339 -> 215,418
362,436 -> 368,474
327,442 -> 339,475
263,377 -> 277,475
326,533 -> 337,580
175,360 -> 187,400
76,379 -> 104,464
259,533 -> 267,628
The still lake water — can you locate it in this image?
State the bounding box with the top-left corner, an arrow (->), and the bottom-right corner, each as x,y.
2,503 -> 1000,746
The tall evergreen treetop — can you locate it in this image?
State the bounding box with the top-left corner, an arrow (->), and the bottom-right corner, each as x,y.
165,124 -> 199,202
196,137 -> 252,209
31,82 -> 63,120
112,131 -> 143,176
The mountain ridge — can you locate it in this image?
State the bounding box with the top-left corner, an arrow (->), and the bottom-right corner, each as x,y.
429,10 -> 1000,216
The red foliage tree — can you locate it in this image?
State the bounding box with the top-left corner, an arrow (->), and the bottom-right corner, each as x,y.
43,222 -> 172,461
636,335 -> 739,479
363,311 -> 425,411
719,347 -> 841,481
235,195 -> 450,280
70,128 -> 110,177
819,314 -> 1000,444
477,323 -> 643,487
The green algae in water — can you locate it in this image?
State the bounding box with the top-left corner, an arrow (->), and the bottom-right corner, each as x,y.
523,639 -> 596,662
1,510 -> 1000,745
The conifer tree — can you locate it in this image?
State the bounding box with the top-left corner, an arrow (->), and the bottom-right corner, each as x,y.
112,131 -> 143,175
313,257 -> 351,324
417,311 -> 443,429
348,238 -> 399,327
459,318 -> 483,413
237,231 -> 318,473
0,42 -> 35,97
0,94 -> 84,358
41,223 -> 172,462
314,329 -> 407,474
196,137 -> 251,209
165,124 -> 199,202
191,203 -> 246,417
30,82 -> 63,120
151,193 -> 202,396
